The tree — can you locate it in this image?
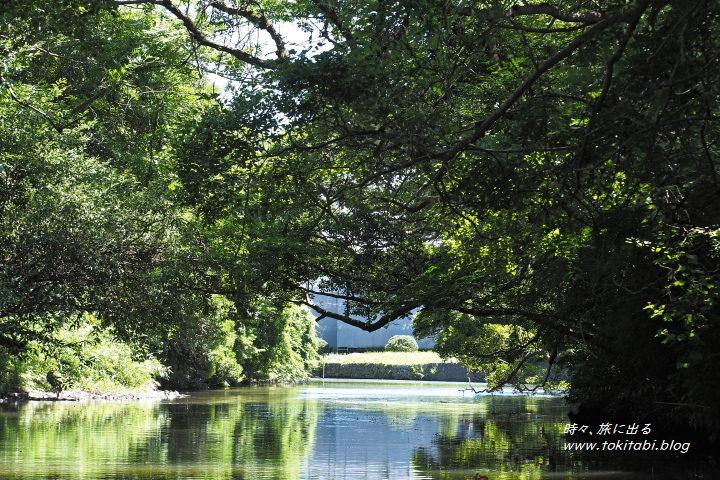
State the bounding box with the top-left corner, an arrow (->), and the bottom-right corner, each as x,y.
0,3 -> 207,352
5,0 -> 718,430
1,2 -> 325,387
136,0 -> 720,436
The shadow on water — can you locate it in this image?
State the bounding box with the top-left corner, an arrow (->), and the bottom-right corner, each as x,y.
0,379 -> 717,479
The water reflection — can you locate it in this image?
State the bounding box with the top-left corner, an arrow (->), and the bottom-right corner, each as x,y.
0,380 -> 716,479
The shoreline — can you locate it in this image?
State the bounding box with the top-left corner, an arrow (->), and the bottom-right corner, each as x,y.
0,389 -> 186,403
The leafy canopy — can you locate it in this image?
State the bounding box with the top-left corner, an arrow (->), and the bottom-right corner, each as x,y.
142,0 -> 720,435
3,0 -> 719,435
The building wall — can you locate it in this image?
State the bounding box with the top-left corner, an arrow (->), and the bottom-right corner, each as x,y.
311,293 -> 434,349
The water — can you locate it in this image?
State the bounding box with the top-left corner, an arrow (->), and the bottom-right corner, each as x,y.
0,379 -> 716,479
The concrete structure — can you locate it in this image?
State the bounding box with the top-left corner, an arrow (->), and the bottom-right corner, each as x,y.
311,292 -> 434,350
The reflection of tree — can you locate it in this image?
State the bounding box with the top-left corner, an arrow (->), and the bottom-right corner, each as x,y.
232,401 -> 319,470
0,388 -> 319,479
160,391 -> 319,479
413,447 -> 442,475
0,402 -> 171,477
411,397 -> 564,477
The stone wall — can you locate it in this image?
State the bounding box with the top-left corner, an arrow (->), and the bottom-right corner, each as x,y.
319,362 -> 486,382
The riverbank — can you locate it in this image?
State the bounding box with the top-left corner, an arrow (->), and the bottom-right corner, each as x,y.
0,389 -> 185,403
318,351 -> 485,382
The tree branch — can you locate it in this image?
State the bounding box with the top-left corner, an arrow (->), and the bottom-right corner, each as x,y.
301,286 -> 383,305
0,75 -> 65,132
574,0 -> 651,164
69,86 -> 109,116
309,0 -> 354,43
115,0 -> 280,69
208,1 -> 286,62
498,22 -> 590,33
454,305 -> 594,343
505,3 -> 605,24
415,3 -> 648,200
300,292 -> 417,332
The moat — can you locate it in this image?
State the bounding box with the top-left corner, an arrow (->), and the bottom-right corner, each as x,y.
0,380 -> 716,479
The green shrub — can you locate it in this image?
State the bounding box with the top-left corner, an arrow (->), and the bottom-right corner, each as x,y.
0,346 -> 25,392
60,329 -> 168,393
0,315 -> 168,394
385,335 -> 419,352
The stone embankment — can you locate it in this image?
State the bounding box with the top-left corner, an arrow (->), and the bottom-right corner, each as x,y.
320,362 -> 486,382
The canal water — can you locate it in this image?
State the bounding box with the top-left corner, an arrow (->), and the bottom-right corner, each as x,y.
0,379 -> 716,479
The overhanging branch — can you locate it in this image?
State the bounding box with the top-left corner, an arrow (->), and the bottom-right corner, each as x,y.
300,292 -> 418,332
504,3 -> 604,24
454,305 -> 596,344
208,1 -> 286,62
416,3 -> 648,199
115,0 -> 281,69
301,286 -> 383,305
309,0 -> 354,43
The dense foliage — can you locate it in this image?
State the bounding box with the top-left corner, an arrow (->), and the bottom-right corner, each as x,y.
2,0 -> 719,441
0,320 -> 168,393
151,0 -> 720,437
0,2 -> 322,389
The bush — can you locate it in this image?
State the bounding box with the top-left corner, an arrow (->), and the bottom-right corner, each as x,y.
385,335 -> 418,352
59,329 -> 168,393
0,315 -> 168,394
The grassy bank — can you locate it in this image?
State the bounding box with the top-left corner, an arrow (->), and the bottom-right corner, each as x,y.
319,351 -> 482,382
324,351 -> 449,365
